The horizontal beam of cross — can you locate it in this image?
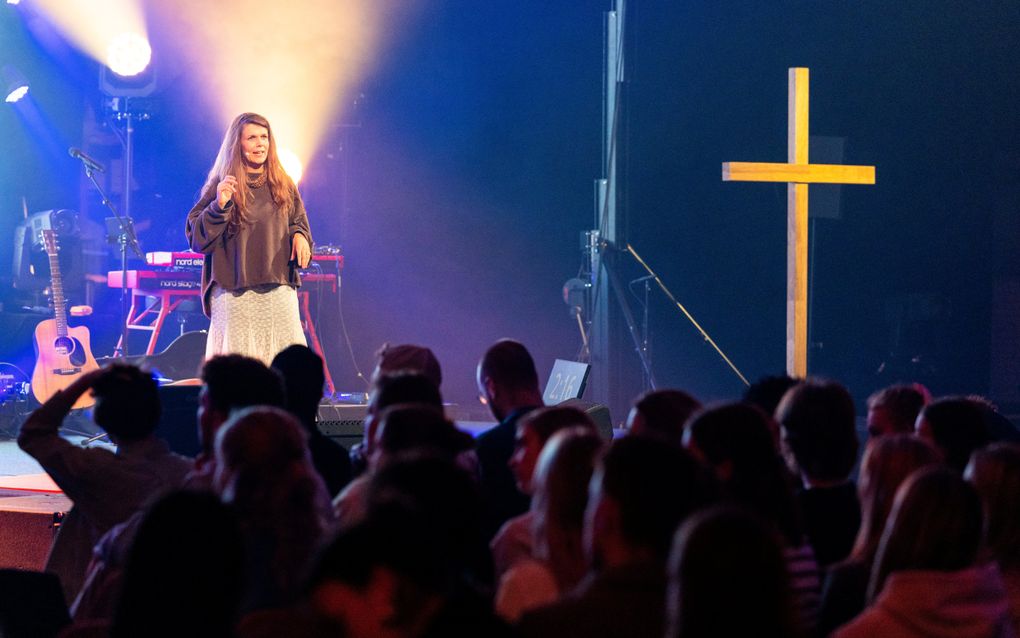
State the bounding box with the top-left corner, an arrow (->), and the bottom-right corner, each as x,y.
722,162 -> 876,184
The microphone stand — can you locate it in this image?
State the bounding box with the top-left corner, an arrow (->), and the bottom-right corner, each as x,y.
629,274 -> 654,392
600,244 -> 657,390
80,165 -> 143,357
571,305 -> 591,361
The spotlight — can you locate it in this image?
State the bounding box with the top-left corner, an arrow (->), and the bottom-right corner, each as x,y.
2,65 -> 29,103
100,34 -> 156,97
106,32 -> 151,77
279,148 -> 303,184
7,0 -> 22,5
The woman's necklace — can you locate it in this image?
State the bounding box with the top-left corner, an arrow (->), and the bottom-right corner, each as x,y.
246,170 -> 267,189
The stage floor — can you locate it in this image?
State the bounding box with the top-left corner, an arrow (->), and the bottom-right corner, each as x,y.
0,439 -> 78,570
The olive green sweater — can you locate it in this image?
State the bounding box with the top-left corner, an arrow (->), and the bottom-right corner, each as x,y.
185,181 -> 312,317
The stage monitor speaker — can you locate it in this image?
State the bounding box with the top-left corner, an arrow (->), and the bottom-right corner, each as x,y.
556,398 -> 614,440
154,385 -> 201,457
316,404 -> 367,451
312,401 -> 613,449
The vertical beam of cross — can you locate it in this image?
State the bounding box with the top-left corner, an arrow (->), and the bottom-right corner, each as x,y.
788,67 -> 810,377
723,68 -> 875,377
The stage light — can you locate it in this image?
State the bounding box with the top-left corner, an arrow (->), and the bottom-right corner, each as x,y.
279,148 -> 303,184
5,84 -> 28,103
7,0 -> 22,5
29,1 -> 149,77
106,32 -> 150,77
149,0 -> 417,185
2,65 -> 29,103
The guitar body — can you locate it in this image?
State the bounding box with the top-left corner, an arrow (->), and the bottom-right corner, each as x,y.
31,319 -> 100,410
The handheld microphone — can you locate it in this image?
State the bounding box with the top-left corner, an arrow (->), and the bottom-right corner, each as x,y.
68,147 -> 106,173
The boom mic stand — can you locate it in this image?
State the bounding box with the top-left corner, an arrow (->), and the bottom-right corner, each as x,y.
583,0 -> 747,415
586,235 -> 657,390
77,163 -> 143,357
629,274 -> 654,391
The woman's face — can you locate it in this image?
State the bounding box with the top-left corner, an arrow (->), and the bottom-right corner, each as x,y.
509,423 -> 543,495
240,122 -> 269,167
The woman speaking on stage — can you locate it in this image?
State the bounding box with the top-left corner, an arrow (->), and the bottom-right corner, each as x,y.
186,112 -> 312,364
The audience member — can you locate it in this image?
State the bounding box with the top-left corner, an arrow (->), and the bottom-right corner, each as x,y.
18,364 -> 191,603
495,428 -> 604,622
365,453 -> 495,597
818,434 -> 940,635
372,404 -> 474,465
0,569 -> 70,638
743,374 -> 799,450
967,443 -> 1020,633
666,506 -> 802,638
776,380 -> 861,568
684,402 -> 820,632
334,402 -> 470,527
214,406 -> 334,612
195,354 -> 287,478
865,383 -> 929,438
238,452 -> 493,638
308,499 -> 512,638
834,466 -> 1012,637
349,369 -> 445,477
743,374 -> 799,417
518,436 -> 712,638
71,354 -> 286,621
371,342 -> 443,388
972,397 -> 1020,443
271,344 -> 353,497
493,406 -> 597,577
914,396 -> 991,473
108,491 -> 244,638
476,339 -> 545,538
625,389 -> 701,445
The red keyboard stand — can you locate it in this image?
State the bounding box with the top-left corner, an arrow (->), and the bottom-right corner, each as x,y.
109,269 -> 339,393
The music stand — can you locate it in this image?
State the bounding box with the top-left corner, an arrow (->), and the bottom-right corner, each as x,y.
103,214 -> 142,356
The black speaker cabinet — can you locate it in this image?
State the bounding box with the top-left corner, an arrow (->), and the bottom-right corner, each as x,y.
154,385 -> 201,457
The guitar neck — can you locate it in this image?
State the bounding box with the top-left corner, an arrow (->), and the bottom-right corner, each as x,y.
46,243 -> 69,338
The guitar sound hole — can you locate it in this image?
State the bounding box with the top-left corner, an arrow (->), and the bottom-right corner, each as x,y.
53,336 -> 86,367
54,336 -> 74,356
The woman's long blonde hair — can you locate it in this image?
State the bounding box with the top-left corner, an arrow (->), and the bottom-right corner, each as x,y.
203,112 -> 295,225
849,434 -> 939,565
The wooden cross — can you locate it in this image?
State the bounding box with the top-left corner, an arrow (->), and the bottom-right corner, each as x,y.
723,67 -> 875,377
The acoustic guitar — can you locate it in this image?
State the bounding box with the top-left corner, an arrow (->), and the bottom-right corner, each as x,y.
31,229 -> 99,409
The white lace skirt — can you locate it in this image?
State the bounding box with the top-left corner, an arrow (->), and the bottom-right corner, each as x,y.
206,284 -> 306,365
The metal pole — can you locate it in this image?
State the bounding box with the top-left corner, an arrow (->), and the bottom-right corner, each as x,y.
590,0 -> 625,414
120,109 -> 133,356
123,108 -> 133,221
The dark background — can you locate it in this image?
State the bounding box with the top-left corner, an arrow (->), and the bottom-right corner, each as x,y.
2,1 -> 1018,419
